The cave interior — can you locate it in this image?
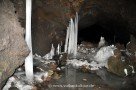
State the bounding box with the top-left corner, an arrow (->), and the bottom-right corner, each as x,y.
1,0 -> 136,89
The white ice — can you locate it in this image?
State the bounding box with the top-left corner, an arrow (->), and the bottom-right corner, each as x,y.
64,13 -> 78,58
67,59 -> 90,68
43,44 -> 55,60
25,0 -> 33,82
124,68 -> 128,76
56,44 -> 61,55
98,36 -> 105,48
3,71 -> 48,90
94,45 -> 116,67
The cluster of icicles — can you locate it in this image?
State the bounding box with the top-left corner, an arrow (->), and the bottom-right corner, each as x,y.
64,13 -> 78,57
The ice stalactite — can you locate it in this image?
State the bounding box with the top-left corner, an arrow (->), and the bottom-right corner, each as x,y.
25,0 -> 33,82
43,44 -> 55,60
64,13 -> 78,58
98,36 -> 105,48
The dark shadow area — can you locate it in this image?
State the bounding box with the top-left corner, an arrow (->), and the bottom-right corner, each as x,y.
78,21 -> 130,46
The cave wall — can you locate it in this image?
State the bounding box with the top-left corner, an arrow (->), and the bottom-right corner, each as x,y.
0,0 -> 29,88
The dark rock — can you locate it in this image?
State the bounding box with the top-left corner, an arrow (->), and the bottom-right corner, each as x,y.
126,35 -> 136,55
108,49 -> 135,77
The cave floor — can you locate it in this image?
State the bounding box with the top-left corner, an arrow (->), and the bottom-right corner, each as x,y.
35,66 -> 136,90
3,44 -> 136,90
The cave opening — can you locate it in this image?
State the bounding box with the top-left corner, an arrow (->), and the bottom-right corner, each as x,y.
78,19 -> 130,47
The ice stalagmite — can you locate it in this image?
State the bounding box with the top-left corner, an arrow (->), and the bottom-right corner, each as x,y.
25,0 -> 33,82
98,36 -> 105,48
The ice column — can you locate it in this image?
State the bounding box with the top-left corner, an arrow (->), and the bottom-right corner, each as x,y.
25,0 -> 33,82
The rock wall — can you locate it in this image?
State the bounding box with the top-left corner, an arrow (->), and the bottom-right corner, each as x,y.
0,0 -> 29,88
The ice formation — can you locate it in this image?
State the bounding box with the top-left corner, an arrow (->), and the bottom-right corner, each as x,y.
64,13 -> 78,57
124,68 -> 128,76
67,59 -> 90,68
98,36 -> 105,48
43,44 -> 55,60
34,72 -> 48,83
25,0 -> 33,82
94,45 -> 116,68
56,44 -> 61,55
129,65 -> 135,73
64,27 -> 69,53
3,72 -> 48,90
2,77 -> 33,90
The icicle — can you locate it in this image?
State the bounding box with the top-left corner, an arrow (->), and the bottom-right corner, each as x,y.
50,44 -> 55,57
56,44 -> 60,55
68,19 -> 73,54
98,36 -> 105,48
68,18 -> 75,55
73,13 -> 78,57
25,0 -> 33,82
71,18 -> 75,54
64,27 -> 70,52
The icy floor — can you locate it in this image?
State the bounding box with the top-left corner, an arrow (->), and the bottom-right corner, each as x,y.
3,44 -> 136,90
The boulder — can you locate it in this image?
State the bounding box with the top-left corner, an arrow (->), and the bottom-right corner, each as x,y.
0,0 -> 29,88
108,49 -> 135,77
